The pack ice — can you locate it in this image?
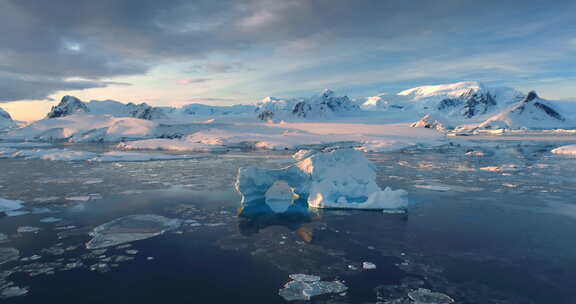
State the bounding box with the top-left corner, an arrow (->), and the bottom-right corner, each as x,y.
235,149 -> 408,210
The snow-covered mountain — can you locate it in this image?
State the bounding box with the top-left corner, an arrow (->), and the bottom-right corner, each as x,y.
46,96 -> 90,118
0,107 -> 17,130
256,89 -> 360,121
474,91 -> 573,130
46,96 -> 168,120
178,104 -> 256,116
363,81 -> 525,120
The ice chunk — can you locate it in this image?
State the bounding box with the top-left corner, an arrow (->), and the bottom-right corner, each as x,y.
0,247 -> 20,265
279,274 -> 348,301
551,144 -> 576,156
0,197 -> 23,213
407,288 -> 454,304
362,261 -> 377,269
17,226 -> 41,233
39,217 -> 62,223
236,149 -> 408,210
86,214 -> 181,249
414,185 -> 451,191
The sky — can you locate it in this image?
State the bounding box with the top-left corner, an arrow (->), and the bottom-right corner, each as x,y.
1,0 -> 575,121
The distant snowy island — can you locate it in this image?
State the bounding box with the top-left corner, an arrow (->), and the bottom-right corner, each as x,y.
1,81 -> 575,154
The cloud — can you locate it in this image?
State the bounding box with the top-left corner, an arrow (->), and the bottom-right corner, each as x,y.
186,62 -> 247,73
178,78 -> 211,85
0,73 -> 129,102
0,0 -> 575,102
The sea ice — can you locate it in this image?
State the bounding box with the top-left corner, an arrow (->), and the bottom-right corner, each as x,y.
0,247 -> 19,265
236,149 -> 408,210
0,148 -> 206,162
39,217 -> 62,223
0,197 -> 23,214
1,286 -> 29,298
278,274 -> 348,301
551,144 -> 576,156
86,214 -> 181,249
17,226 -> 41,233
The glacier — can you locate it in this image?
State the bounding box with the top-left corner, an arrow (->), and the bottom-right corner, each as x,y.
235,148 -> 408,210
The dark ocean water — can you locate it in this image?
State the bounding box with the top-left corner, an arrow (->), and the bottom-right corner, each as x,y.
1,143 -> 576,303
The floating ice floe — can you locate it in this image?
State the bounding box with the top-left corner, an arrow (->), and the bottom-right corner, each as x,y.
1,286 -> 29,299
278,274 -> 348,301
86,214 -> 181,249
236,149 -> 408,210
17,226 -> 42,233
407,288 -> 455,304
551,144 -> 576,156
0,197 -> 23,214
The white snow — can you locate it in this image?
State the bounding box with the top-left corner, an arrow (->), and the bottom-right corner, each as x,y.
236,149 -> 408,210
0,148 -> 206,162
551,144 -> 576,156
0,107 -> 17,131
2,114 -> 157,142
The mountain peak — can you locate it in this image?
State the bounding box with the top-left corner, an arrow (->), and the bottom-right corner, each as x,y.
46,95 -> 90,119
524,91 -> 539,102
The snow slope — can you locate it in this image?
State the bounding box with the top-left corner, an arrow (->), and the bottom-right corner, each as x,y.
0,107 -> 17,131
2,114 -> 157,142
473,92 -> 575,130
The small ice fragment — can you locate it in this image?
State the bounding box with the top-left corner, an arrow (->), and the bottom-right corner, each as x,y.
40,217 -> 62,223
362,262 -> 377,270
66,196 -> 91,201
465,151 -> 485,157
17,226 -> 41,233
414,185 -> 451,191
83,178 -> 104,184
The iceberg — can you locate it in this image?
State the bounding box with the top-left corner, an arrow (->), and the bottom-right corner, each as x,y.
235,149 -> 408,210
86,214 -> 181,249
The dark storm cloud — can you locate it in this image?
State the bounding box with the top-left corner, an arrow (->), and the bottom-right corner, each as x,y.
1,0 -> 574,102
